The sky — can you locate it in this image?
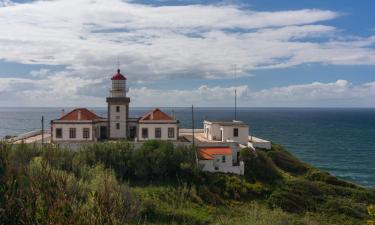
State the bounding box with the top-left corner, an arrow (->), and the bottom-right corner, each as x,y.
0,0 -> 375,107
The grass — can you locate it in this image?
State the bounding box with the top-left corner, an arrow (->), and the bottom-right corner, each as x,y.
0,141 -> 374,224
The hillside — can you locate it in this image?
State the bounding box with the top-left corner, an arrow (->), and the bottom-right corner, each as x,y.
0,141 -> 374,225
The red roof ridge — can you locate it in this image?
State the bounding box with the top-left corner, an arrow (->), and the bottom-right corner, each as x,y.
198,146 -> 232,160
139,108 -> 173,121
58,108 -> 103,121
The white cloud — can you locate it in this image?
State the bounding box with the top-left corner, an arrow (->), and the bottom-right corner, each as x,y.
0,0 -> 374,106
0,0 -> 373,81
0,75 -> 374,107
126,80 -> 375,107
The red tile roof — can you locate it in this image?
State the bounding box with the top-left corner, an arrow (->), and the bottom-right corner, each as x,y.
111,69 -> 126,80
139,108 -> 173,121
58,108 -> 103,121
198,147 -> 232,160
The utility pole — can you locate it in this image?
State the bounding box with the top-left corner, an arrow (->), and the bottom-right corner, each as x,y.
192,105 -> 198,164
41,116 -> 44,146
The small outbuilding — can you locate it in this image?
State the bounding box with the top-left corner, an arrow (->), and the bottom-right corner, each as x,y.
198,146 -> 244,175
203,120 -> 249,145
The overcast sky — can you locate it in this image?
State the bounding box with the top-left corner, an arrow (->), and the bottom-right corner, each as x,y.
0,0 -> 375,107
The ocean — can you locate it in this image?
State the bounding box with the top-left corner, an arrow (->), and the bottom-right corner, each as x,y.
0,107 -> 374,188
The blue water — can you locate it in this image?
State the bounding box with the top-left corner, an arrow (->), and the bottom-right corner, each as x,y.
0,107 -> 374,188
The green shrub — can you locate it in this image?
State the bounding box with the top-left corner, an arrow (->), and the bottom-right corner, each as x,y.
243,150 -> 282,183
323,198 -> 366,219
267,150 -> 309,175
267,179 -> 324,213
306,169 -> 358,188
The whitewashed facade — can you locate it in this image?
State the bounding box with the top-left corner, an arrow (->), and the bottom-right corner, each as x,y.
198,146 -> 244,175
203,120 -> 249,145
51,108 -> 107,143
137,108 -> 179,141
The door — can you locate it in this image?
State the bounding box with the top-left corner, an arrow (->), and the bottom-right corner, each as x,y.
220,129 -> 223,142
129,126 -> 137,139
100,126 -> 107,140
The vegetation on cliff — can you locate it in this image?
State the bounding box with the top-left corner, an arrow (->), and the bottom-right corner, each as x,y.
0,140 -> 374,224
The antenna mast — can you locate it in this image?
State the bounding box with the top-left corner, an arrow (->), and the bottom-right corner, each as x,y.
234,64 -> 237,121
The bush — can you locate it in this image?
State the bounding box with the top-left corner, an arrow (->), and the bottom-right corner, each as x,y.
243,150 -> 282,183
267,179 -> 324,213
306,169 -> 358,188
267,150 -> 309,175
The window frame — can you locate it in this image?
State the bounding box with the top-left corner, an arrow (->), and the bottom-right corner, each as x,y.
233,128 -> 239,137
222,155 -> 226,163
142,128 -> 148,138
69,128 -> 76,139
116,123 -> 120,130
83,128 -> 90,139
56,128 -> 62,139
116,106 -> 120,112
168,127 -> 175,138
155,127 -> 162,138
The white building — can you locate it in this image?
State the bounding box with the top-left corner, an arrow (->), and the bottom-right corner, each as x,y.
51,108 -> 107,143
198,146 -> 244,175
51,68 -> 180,143
137,108 -> 179,141
203,120 -> 249,145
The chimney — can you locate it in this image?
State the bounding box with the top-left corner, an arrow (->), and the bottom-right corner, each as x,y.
60,109 -> 65,118
171,110 -> 176,120
78,110 -> 81,120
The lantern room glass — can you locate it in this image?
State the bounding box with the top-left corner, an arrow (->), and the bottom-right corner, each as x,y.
112,80 -> 125,91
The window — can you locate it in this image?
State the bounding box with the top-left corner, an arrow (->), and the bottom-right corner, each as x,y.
69,128 -> 76,139
168,127 -> 175,138
83,128 -> 90,139
155,128 -> 161,138
142,128 -> 148,138
233,128 -> 239,137
116,106 -> 120,112
222,155 -> 226,163
56,128 -> 62,138
116,123 -> 120,130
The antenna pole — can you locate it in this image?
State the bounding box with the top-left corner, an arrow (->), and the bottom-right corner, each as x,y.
235,89 -> 237,120
41,116 -> 44,146
192,105 -> 198,164
234,64 -> 237,121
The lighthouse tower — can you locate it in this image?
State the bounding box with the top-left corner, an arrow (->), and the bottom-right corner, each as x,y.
106,68 -> 130,139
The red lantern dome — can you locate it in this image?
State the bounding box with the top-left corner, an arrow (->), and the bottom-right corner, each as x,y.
111,69 -> 126,80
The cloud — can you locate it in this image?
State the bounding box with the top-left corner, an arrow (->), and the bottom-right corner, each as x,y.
0,0 -> 373,81
0,74 -> 374,107
0,73 -> 104,106
0,0 -> 374,106
127,80 -> 375,107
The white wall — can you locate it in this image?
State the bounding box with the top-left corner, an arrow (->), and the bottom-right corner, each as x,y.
204,122 -> 249,144
221,126 -> 248,145
138,122 -> 178,141
199,155 -> 244,175
52,123 -> 94,142
204,123 -> 221,141
109,104 -> 127,139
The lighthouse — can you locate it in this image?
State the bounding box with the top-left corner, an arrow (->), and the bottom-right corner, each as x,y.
106,68 -> 130,139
